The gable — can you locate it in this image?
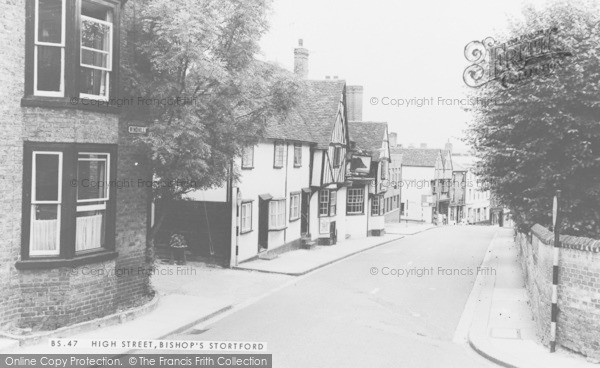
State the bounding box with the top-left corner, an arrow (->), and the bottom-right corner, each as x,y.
298,80 -> 347,149
331,98 -> 347,145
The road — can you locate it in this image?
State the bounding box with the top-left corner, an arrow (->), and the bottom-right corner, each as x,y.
141,226 -> 499,368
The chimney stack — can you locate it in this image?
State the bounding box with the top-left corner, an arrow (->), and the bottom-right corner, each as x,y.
346,85 -> 364,122
294,39 -> 309,79
444,140 -> 453,153
420,143 -> 427,149
389,132 -> 398,148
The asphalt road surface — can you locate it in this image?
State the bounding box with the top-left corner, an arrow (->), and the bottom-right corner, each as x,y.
138,226 -> 499,368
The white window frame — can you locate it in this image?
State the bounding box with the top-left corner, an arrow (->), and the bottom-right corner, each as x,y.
347,187 -> 365,215
372,195 -> 384,216
79,13 -> 113,101
30,151 -> 63,256
75,152 -> 110,252
76,152 -> 110,204
329,190 -> 337,216
241,146 -> 254,169
269,199 -> 286,230
240,202 -> 252,233
34,0 -> 66,97
273,142 -> 285,168
290,193 -> 300,221
293,144 -> 302,167
319,190 -> 330,217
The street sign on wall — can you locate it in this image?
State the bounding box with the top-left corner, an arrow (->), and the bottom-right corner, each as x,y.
128,126 -> 149,135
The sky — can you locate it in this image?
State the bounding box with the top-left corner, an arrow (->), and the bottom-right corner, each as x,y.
258,0 -> 548,153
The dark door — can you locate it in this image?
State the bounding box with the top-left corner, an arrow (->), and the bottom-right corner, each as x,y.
258,198 -> 269,251
301,191 -> 310,235
330,221 -> 337,245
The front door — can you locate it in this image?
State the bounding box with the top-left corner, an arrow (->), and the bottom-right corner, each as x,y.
258,198 -> 269,251
301,191 -> 310,236
330,221 -> 337,245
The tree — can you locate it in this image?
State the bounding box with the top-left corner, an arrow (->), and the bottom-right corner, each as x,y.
466,0 -> 600,237
120,0 -> 302,247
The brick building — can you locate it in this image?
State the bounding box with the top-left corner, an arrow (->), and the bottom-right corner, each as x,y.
0,0 -> 152,332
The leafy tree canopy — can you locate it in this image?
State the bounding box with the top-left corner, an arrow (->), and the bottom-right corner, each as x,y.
121,0 -> 302,203
466,0 -> 600,237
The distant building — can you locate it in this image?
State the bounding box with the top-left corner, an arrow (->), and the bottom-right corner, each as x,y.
450,161 -> 468,224
432,149 -> 453,223
452,155 -> 491,224
392,148 -> 443,223
347,121 -> 391,236
384,133 -> 402,223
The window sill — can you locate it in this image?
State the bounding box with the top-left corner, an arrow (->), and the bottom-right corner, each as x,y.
240,229 -> 254,235
346,212 -> 365,216
241,166 -> 254,170
294,165 -> 302,168
273,166 -> 284,169
21,96 -> 121,115
16,250 -> 119,270
268,227 -> 287,232
289,217 -> 300,222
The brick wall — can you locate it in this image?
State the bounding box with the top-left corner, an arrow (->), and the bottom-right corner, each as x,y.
0,0 -> 26,331
517,224 -> 600,359
0,0 -> 152,332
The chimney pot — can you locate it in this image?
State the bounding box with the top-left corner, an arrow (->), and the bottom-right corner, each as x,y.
420,143 -> 427,149
389,132 -> 398,148
333,76 -> 338,79
298,39 -> 303,47
325,76 -> 331,79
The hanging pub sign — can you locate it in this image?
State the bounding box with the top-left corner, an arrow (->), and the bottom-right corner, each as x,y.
348,154 -> 372,176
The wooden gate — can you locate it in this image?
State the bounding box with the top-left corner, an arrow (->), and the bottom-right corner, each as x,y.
157,201 -> 231,266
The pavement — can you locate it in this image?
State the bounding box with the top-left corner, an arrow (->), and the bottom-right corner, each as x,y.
0,229 -> 406,355
233,223 -> 435,276
1,294 -> 231,355
464,227 -> 599,368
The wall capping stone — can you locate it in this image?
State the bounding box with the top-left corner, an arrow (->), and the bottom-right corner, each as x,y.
530,224 -> 600,252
